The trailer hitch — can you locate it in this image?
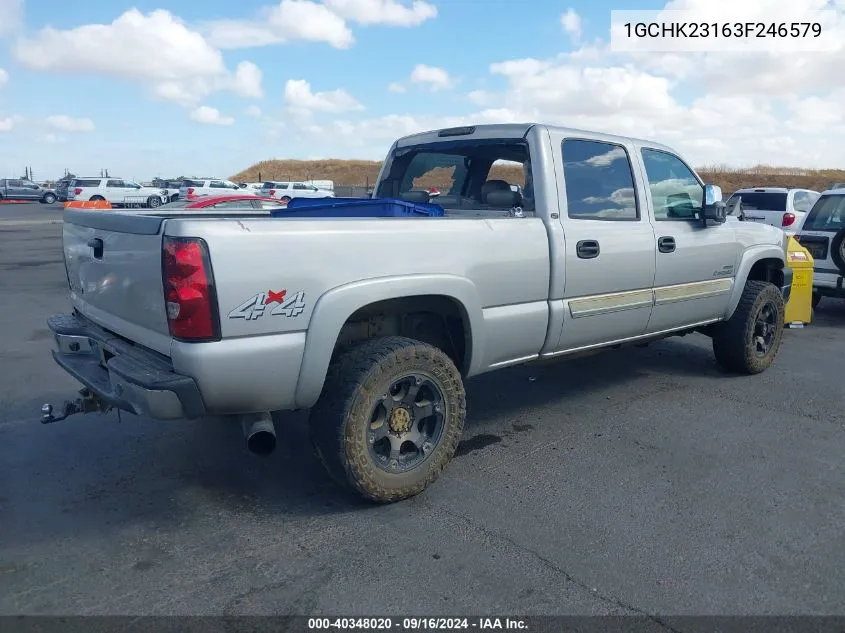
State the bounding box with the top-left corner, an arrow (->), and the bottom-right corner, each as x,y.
41,389 -> 111,424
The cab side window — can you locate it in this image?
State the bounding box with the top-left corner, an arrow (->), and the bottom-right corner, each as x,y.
562,139 -> 639,221
641,149 -> 703,221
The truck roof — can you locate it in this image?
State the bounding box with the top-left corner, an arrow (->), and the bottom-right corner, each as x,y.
394,122 -> 678,155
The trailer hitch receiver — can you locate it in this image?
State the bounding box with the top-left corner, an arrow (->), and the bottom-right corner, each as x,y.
41,389 -> 111,424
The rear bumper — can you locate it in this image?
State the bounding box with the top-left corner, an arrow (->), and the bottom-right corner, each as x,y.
812,269 -> 845,295
48,313 -> 205,420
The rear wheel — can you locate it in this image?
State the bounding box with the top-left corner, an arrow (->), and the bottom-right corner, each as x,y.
712,280 -> 785,374
812,292 -> 822,309
309,336 -> 466,503
147,196 -> 162,208
89,195 -> 105,202
280,195 -> 291,204
42,193 -> 57,204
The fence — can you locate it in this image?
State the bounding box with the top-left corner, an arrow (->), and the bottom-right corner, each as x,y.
334,185 -> 372,198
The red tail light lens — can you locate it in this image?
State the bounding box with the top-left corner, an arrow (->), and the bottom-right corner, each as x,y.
74,187 -> 82,195
162,237 -> 219,341
269,189 -> 276,196
187,187 -> 195,196
782,212 -> 796,227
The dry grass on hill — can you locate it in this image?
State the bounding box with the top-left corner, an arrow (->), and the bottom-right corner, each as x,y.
232,159 -> 845,194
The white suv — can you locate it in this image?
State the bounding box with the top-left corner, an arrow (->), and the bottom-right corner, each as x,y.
725,187 -> 820,234
793,188 -> 845,308
258,181 -> 334,202
179,178 -> 250,199
67,178 -> 169,208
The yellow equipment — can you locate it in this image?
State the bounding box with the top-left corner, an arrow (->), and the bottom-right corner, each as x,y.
784,236 -> 814,327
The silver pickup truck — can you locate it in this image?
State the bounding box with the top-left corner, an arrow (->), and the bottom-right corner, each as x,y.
43,123 -> 792,503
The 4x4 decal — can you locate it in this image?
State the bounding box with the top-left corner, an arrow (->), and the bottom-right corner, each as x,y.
228,289 -> 306,320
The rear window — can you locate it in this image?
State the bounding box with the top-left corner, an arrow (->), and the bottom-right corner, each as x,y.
728,192 -> 787,211
801,194 -> 845,232
181,179 -> 205,187
72,179 -> 102,187
261,182 -> 279,188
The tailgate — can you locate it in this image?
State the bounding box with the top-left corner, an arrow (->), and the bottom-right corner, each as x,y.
62,210 -> 173,356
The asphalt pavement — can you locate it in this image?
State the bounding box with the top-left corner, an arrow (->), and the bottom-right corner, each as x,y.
1,202 -> 844,617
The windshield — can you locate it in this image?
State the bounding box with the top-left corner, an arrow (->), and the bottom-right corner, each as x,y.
801,194 -> 845,231
727,192 -> 787,211
375,139 -> 532,211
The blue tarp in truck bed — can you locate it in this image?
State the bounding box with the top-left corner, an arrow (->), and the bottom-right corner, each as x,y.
269,197 -> 445,218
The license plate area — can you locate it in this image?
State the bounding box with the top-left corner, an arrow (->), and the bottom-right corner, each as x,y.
797,236 -> 829,260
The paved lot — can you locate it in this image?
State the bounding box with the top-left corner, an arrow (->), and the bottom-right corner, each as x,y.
1,202 -> 844,616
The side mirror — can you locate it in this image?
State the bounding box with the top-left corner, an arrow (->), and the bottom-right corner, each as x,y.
702,184 -> 726,225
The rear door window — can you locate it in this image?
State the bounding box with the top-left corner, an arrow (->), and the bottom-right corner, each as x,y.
181,179 -> 205,188
563,139 -> 639,220
106,180 -> 125,188
732,192 -> 787,211
74,179 -> 102,187
209,181 -> 228,189
801,195 -> 845,231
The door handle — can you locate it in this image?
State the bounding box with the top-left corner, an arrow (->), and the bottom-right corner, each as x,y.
658,236 -> 676,253
576,239 -> 600,259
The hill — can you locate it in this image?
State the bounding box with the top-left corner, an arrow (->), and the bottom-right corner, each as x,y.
231,159 -> 845,194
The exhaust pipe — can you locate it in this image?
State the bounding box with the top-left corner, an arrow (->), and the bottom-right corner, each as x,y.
241,412 -> 276,455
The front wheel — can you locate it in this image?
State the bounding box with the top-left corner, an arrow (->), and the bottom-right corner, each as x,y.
147,196 -> 162,209
712,280 -> 785,374
42,193 -> 57,204
309,336 -> 466,503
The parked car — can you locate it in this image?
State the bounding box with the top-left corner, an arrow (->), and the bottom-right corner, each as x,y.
67,178 -> 169,208
258,181 -> 334,202
824,182 -> 845,191
0,178 -> 57,203
793,189 -> 845,307
160,195 -> 289,210
43,122 -> 791,503
724,187 -> 820,234
179,178 -> 247,199
152,180 -> 184,202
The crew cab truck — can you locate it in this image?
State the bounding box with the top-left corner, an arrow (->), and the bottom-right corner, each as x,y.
43,123 -> 792,503
0,178 -> 57,203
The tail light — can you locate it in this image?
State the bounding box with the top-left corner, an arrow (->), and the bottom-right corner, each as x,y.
74,187 -> 82,195
162,237 -> 219,341
269,189 -> 276,196
187,187 -> 195,196
782,213 -> 796,227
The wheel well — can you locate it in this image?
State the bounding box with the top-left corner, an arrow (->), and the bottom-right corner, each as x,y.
333,295 -> 470,374
747,258 -> 784,287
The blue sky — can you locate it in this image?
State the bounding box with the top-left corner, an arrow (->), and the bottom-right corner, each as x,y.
1,0 -> 844,181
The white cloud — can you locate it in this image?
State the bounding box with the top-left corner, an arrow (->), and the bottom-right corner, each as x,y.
0,114 -> 23,132
202,0 -> 435,50
284,79 -> 364,114
409,64 -> 454,91
245,105 -> 263,117
46,115 -> 95,132
467,90 -> 493,106
231,61 -> 264,98
0,68 -> 7,88
0,0 -> 23,38
44,133 -> 67,144
560,8 -> 582,41
189,106 -> 235,126
203,0 -> 353,49
13,9 -> 264,106
388,82 -> 406,93
323,0 -> 437,26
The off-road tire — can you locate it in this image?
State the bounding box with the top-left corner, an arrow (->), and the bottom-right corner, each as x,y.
309,336 -> 466,503
831,228 -> 845,276
712,280 -> 785,374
